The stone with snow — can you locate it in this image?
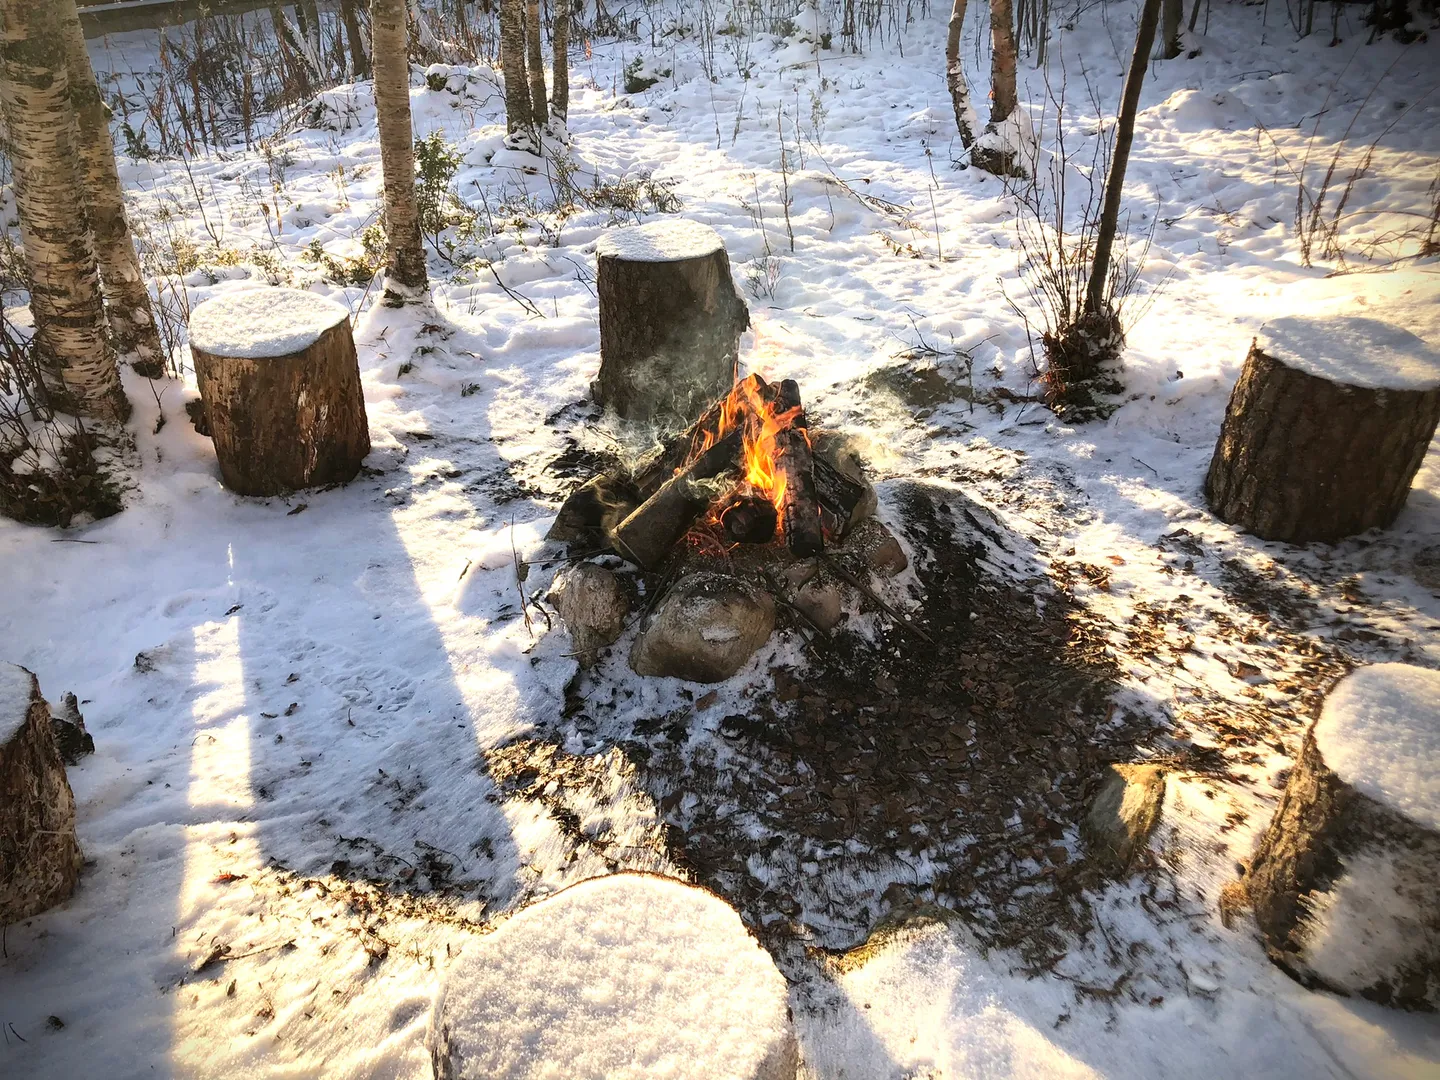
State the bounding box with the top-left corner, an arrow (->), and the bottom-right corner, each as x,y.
1,664 -> 81,925
1240,663 -> 1440,1009
549,562 -> 628,667
427,873 -> 797,1080
844,517 -> 908,578
631,572 -> 774,683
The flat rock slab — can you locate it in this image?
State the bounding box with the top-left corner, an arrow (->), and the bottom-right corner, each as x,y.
428,873 -> 796,1080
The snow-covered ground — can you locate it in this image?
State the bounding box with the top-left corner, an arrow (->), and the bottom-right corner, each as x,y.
2,1 -> 1439,1076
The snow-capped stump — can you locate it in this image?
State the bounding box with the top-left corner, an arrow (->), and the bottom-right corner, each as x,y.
0,664 -> 81,925
189,288 -> 371,496
1205,316 -> 1440,543
427,873 -> 797,1080
1239,663 -> 1440,1009
592,219 -> 751,426
631,572 -> 775,683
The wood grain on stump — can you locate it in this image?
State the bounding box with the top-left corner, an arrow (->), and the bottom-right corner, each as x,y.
1205,316 -> 1440,543
593,219 -> 750,427
1239,664 -> 1440,1010
190,289 -> 371,497
1,663 -> 81,925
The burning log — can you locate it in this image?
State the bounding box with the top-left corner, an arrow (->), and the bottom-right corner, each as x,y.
631,374 -> 769,501
612,431 -> 743,570
773,427 -> 824,557
720,494 -> 778,545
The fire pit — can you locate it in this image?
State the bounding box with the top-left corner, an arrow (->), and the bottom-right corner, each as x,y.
548,372 -> 901,682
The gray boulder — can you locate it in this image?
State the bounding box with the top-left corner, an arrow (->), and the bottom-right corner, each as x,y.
631,573 -> 775,683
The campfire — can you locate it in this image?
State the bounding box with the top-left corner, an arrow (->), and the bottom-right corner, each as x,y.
560,373 -> 870,571
548,371 -> 901,683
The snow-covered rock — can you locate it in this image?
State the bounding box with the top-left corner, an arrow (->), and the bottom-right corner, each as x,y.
428,873 -> 796,1079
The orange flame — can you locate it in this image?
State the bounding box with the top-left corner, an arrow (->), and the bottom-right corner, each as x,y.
686,374 -> 800,518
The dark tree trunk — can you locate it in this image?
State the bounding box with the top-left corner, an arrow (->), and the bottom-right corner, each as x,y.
525,0 -> 547,129
499,0 -> 535,150
1084,0 -> 1162,318
341,0 -> 370,77
1239,725 -> 1440,1009
1204,342 -> 1440,543
593,222 -> 750,426
1161,0 -> 1184,56
1,664 -> 81,926
190,293 -> 371,496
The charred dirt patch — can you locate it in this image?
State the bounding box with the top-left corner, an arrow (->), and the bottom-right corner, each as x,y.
591,481 -> 1165,966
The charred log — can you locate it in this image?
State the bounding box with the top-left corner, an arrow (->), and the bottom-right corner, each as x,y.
720,494 -> 778,545
774,428 -> 824,557
612,432 -> 743,569
813,456 -> 868,538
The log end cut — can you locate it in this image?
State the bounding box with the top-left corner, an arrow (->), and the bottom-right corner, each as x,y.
1,664 -> 81,926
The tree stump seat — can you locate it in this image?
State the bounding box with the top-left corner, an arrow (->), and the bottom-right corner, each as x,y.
428,873 -> 796,1079
1238,663 -> 1440,1009
593,219 -> 750,428
1205,316 -> 1440,543
1,664 -> 81,926
189,288 -> 371,497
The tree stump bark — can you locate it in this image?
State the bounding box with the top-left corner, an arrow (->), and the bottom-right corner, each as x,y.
1238,663 -> 1440,1010
1,664 -> 81,925
190,289 -> 371,497
593,219 -> 750,427
1205,316 -> 1440,543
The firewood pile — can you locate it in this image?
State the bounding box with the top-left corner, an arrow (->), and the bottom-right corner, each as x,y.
547,372 -> 903,682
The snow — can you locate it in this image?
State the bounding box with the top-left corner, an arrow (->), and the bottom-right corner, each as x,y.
1,2 -> 1439,1076
1258,316 -> 1440,391
594,219 -> 725,262
0,662 -> 36,744
187,288 -> 351,359
1301,851 -> 1433,997
428,873 -> 791,1080
1313,663 -> 1440,831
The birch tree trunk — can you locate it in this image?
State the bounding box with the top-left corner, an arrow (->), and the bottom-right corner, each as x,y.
0,0 -> 128,423
525,0 -> 548,130
945,0 -> 977,148
59,0 -> 164,377
551,0 -> 569,128
370,0 -> 427,292
499,0 -> 535,151
988,0 -> 1018,126
341,0 -> 370,78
